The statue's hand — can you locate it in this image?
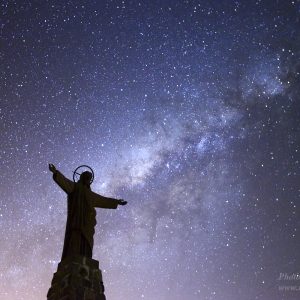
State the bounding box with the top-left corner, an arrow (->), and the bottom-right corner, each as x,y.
118,199 -> 127,206
49,163 -> 56,173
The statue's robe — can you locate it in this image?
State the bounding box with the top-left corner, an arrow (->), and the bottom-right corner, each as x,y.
53,171 -> 119,260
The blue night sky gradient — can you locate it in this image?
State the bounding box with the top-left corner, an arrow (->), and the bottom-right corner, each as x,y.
0,1 -> 300,299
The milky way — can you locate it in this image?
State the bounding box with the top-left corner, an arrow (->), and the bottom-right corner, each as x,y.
0,1 -> 299,299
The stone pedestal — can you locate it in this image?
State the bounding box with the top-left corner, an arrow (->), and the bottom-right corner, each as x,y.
47,256 -> 106,300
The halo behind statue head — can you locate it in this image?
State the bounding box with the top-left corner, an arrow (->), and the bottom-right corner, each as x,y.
73,165 -> 94,184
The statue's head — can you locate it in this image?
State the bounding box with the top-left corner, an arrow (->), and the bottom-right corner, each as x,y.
79,171 -> 93,187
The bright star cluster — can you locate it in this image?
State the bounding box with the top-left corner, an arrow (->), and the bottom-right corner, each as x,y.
0,1 -> 299,300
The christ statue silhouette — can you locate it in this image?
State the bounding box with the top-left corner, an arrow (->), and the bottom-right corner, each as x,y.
49,164 -> 127,260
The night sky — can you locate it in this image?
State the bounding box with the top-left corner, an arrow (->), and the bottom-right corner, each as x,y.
1,1 -> 300,299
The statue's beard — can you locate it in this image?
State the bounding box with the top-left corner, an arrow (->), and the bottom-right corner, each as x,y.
79,180 -> 91,189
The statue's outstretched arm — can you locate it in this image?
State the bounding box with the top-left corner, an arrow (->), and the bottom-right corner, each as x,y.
89,190 -> 123,209
49,164 -> 74,194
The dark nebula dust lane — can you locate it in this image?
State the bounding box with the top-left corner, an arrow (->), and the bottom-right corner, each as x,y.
0,1 -> 299,299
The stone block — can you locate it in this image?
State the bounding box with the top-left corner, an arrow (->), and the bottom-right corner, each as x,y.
47,256 -> 106,300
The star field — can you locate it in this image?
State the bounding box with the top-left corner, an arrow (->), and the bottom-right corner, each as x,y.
0,1 -> 300,299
